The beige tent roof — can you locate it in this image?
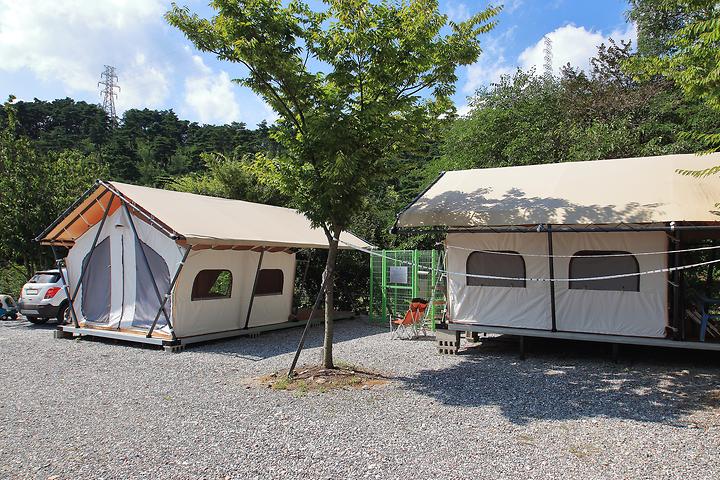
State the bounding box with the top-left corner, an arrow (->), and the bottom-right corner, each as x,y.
39,181 -> 372,249
397,153 -> 720,229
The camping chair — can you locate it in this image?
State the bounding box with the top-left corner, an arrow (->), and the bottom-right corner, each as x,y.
389,298 -> 428,340
687,291 -> 720,341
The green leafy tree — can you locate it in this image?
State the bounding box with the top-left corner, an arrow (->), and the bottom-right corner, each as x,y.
0,97 -> 108,280
167,0 -> 500,368
625,0 -> 720,158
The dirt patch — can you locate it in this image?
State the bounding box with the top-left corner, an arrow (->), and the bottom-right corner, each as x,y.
251,364 -> 391,394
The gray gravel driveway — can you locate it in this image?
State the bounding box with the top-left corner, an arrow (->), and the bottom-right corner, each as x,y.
1,317 -> 719,479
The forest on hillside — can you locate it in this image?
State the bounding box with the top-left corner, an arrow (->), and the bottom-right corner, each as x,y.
1,0 -> 718,311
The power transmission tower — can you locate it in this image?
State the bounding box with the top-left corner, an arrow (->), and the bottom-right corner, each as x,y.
543,36 -> 553,81
98,65 -> 120,126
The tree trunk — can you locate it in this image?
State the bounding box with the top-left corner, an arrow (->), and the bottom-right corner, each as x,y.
322,232 -> 340,369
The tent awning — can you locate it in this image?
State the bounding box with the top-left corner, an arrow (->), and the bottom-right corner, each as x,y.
396,153 -> 720,230
38,181 -> 373,250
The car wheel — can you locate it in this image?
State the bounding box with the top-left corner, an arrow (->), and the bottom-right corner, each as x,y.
56,304 -> 68,324
26,316 -> 47,325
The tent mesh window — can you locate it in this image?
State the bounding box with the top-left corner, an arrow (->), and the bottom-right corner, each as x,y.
255,269 -> 284,296
569,251 -> 639,292
191,270 -> 233,300
466,251 -> 525,288
80,237 -> 112,323
133,240 -> 171,328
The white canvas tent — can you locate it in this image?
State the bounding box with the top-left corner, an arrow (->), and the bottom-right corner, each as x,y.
396,153 -> 720,350
38,181 -> 371,347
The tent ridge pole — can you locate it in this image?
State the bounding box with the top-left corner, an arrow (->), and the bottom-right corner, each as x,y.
122,201 -> 174,335
146,246 -> 190,339
35,180 -> 102,242
547,224 -> 558,332
243,248 -> 265,329
98,180 -> 179,241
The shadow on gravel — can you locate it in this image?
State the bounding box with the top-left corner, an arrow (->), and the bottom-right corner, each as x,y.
192,317 -> 386,360
0,319 -> 61,331
401,335 -> 720,425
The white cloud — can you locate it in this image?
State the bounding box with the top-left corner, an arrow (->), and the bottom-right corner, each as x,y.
505,0 -> 524,14
463,26 -> 517,93
456,103 -> 473,117
116,53 -> 171,112
0,0 -> 169,112
183,61 -> 241,124
462,22 -> 637,97
446,2 -> 471,22
518,23 -> 637,75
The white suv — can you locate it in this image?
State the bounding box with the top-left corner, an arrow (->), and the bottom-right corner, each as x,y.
18,269 -> 69,325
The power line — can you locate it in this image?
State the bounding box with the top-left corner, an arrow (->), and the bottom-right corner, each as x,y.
98,65 -> 120,127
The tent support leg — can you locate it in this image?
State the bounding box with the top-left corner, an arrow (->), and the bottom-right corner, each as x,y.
51,245 -> 80,328
669,233 -> 682,339
519,335 -> 526,360
122,202 -> 174,337
243,249 -> 265,329
67,192 -> 115,324
611,343 -> 620,363
146,247 -> 190,339
547,225 -> 557,332
288,274 -> 328,377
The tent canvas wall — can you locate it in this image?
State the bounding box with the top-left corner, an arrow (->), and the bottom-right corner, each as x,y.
447,231 -> 667,338
38,180 -> 371,346
396,153 -> 720,349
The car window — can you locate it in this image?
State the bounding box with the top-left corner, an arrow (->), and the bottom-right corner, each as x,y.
30,273 -> 60,284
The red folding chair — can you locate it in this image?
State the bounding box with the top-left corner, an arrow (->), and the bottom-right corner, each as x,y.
389,298 -> 428,340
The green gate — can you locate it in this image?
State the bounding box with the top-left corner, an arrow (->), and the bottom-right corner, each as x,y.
369,249 -> 445,329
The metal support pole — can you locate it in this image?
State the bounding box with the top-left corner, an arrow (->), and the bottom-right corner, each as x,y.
122,202 -> 173,332
288,275 -> 328,377
547,225 -> 558,332
431,249 -> 436,329
369,251 -> 374,322
243,248 -> 265,329
669,233 -> 682,339
68,193 -> 115,309
519,335 -> 526,360
381,249 -> 387,324
51,245 -> 80,328
146,247 -> 190,339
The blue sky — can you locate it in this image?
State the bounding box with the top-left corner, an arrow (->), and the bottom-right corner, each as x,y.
0,0 -> 635,127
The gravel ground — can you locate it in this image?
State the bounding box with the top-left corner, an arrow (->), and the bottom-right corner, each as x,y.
1,317 -> 720,480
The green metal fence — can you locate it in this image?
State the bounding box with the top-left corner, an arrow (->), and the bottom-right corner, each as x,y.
369,249 -> 445,329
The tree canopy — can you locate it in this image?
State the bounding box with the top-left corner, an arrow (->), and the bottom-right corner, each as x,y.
166,0 -> 500,367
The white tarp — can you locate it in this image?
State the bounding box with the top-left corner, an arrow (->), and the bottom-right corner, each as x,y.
447,231 -> 668,338
40,181 -> 372,250
398,153 -> 720,229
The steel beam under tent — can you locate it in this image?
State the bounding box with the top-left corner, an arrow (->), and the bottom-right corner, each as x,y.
39,180 -> 372,348
395,152 -> 720,352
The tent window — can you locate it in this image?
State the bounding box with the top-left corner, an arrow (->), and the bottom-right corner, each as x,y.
192,270 -> 233,300
255,269 -> 284,296
569,251 -> 639,292
466,251 -> 525,288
